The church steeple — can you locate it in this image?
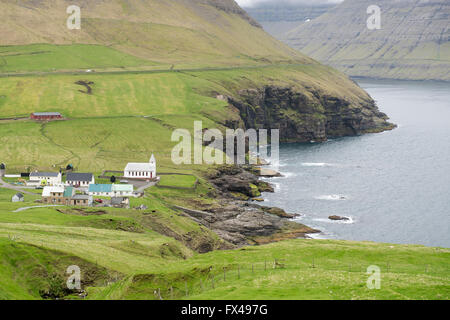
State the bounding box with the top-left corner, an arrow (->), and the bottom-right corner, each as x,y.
149,154 -> 156,165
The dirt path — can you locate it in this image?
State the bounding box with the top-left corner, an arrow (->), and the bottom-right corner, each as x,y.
13,205 -> 64,213
0,63 -> 311,79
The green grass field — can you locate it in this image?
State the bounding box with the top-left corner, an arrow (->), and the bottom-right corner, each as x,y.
0,44 -> 157,73
158,175 -> 197,189
0,186 -> 448,300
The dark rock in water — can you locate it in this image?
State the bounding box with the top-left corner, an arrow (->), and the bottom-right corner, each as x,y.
329,215 -> 350,221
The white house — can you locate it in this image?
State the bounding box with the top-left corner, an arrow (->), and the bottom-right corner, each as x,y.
124,154 -> 156,180
66,173 -> 95,187
28,171 -> 62,186
11,193 -> 24,202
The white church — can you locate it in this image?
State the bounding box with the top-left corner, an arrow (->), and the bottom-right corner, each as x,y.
124,154 -> 157,180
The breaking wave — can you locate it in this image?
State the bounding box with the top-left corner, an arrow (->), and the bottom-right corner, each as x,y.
315,194 -> 349,201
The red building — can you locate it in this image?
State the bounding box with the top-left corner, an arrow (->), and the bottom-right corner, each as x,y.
30,112 -> 63,121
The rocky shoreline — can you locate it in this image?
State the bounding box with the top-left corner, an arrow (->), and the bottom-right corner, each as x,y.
177,165 -> 319,247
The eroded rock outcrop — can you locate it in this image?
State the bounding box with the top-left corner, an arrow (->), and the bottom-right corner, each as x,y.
227,85 -> 395,142
175,165 -> 320,246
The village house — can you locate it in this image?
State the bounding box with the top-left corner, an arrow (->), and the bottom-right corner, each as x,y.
66,172 -> 95,187
30,112 -> 63,121
11,193 -> 24,202
88,184 -> 134,197
41,186 -> 93,206
111,197 -> 130,209
28,171 -> 62,186
42,186 -> 74,205
124,154 -> 157,180
70,194 -> 93,207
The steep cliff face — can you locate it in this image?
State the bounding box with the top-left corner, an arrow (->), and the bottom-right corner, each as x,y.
227,85 -> 394,142
284,0 -> 450,81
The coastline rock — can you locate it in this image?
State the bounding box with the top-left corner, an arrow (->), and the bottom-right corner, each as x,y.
257,168 -> 282,177
227,85 -> 395,143
261,206 -> 296,219
190,165 -> 320,246
329,215 -> 350,221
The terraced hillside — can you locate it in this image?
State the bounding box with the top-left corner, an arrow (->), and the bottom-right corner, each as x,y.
285,0 -> 450,81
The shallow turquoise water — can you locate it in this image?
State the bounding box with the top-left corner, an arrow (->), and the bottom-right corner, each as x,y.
262,80 -> 450,248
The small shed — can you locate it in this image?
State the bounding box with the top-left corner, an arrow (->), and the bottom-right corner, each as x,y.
12,193 -> 24,202
30,112 -> 63,121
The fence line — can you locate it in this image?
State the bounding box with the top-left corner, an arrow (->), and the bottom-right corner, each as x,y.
147,259 -> 448,300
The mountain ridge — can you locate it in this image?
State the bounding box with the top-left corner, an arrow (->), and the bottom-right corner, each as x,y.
283,0 -> 450,81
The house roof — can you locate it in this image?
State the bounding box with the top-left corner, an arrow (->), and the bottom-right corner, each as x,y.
72,194 -> 91,200
124,163 -> 155,172
30,172 -> 60,177
14,193 -> 24,199
88,184 -> 112,193
42,186 -> 65,197
66,172 -> 94,182
32,112 -> 62,116
63,187 -> 75,198
112,184 -> 133,192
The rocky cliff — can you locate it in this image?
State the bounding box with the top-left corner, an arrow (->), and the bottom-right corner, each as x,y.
226,84 -> 394,142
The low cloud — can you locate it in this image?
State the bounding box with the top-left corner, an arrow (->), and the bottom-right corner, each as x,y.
236,0 -> 344,8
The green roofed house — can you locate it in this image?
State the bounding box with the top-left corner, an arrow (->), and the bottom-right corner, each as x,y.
112,184 -> 134,197
88,184 -> 134,197
88,184 -> 113,197
63,187 -> 75,198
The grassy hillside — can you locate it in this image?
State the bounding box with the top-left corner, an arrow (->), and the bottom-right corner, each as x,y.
284,0 -> 450,81
0,64 -> 379,172
1,219 -> 448,300
0,0 -> 312,71
0,44 -> 154,73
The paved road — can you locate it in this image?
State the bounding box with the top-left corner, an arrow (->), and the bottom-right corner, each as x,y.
13,205 -> 64,213
136,181 -> 158,193
0,175 -> 37,195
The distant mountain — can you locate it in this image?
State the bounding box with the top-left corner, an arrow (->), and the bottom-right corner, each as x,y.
284,0 -> 450,81
244,3 -> 335,38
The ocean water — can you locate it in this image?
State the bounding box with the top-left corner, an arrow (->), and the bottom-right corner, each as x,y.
261,80 -> 450,248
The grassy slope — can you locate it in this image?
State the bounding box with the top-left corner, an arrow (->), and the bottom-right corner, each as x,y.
0,44 -> 154,73
0,64 -> 372,173
78,240 -> 450,300
1,187 -> 448,301
0,184 -> 448,300
0,0 -> 310,70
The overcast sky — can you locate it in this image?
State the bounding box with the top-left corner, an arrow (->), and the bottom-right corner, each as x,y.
236,0 -> 344,8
